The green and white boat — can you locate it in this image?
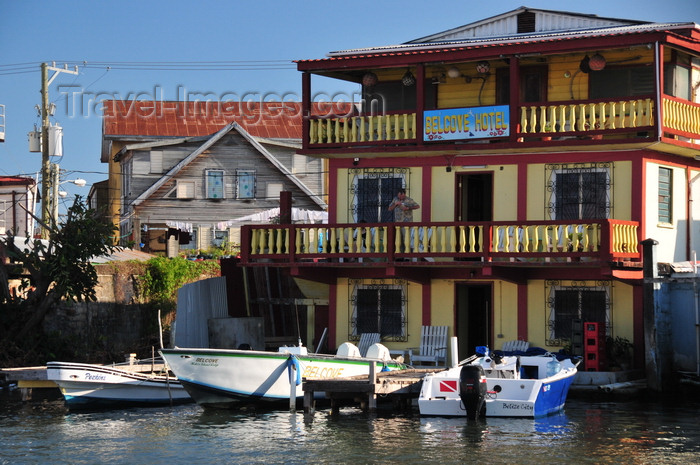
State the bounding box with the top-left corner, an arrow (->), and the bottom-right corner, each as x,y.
160,343 -> 405,408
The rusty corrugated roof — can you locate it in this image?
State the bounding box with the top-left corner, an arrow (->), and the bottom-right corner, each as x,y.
102,100 -> 303,139
102,100 -> 356,140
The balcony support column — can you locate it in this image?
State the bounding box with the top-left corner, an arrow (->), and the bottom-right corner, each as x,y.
654,42 -> 663,141
416,64 -> 425,146
508,56 -> 520,144
302,72 -> 311,150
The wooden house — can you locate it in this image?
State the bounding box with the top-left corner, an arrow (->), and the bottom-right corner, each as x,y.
101,100 -> 327,255
238,7 -> 700,368
0,176 -> 36,237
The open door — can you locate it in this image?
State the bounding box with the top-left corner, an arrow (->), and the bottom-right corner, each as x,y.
455,283 -> 492,360
457,173 -> 493,222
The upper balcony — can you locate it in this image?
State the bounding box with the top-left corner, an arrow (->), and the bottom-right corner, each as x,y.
299,44 -> 700,158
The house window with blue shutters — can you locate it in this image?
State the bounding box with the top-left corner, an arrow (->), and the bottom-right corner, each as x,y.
206,170 -> 225,199
236,170 -> 256,199
658,167 -> 672,224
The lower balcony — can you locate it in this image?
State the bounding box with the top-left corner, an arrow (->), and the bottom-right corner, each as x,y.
239,219 -> 640,272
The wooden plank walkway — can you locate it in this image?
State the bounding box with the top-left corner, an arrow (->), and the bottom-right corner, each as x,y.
302,365 -> 442,413
0,366 -> 57,401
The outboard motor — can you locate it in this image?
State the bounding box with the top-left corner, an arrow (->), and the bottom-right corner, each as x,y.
459,364 -> 487,420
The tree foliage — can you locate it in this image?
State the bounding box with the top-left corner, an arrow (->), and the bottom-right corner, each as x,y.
0,196 -> 117,356
139,256 -> 220,304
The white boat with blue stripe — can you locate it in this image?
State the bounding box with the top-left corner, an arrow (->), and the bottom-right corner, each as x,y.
418,347 -> 578,419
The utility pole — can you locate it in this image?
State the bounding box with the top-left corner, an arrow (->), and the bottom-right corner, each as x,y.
40,62 -> 78,239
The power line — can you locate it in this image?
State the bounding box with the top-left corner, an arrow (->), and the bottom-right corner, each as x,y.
0,60 -> 297,76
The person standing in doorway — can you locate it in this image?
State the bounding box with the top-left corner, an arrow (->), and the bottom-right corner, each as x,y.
388,188 -> 420,222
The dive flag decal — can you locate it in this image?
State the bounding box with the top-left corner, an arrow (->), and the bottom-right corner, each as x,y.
439,380 -> 458,392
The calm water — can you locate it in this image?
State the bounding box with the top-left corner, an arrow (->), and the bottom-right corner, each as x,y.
1,392 -> 699,465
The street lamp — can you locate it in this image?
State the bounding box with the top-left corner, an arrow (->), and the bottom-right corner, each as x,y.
58,178 -> 87,197
53,177 -> 87,223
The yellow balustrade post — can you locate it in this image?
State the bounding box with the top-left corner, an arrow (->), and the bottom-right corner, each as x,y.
368,116 -> 374,141
449,227 -> 456,253
342,118 -> 349,142
643,99 -> 652,126
328,228 -> 337,253
539,106 -> 548,133
351,117 -> 358,142
520,107 -> 529,133
608,102 -> 617,129
338,227 -> 347,253
588,103 -> 597,131
619,101 -> 627,128
411,113 -> 417,139
568,104 -> 576,132
598,102 -> 607,130
334,118 -> 340,143
529,106 -> 537,133
359,117 -> 365,142
521,226 -> 529,252
467,226 -> 475,253
260,230 -> 268,253
577,104 -> 586,131
557,105 -> 566,132
293,228 -> 300,254
549,106 -> 557,131
300,228 -> 309,254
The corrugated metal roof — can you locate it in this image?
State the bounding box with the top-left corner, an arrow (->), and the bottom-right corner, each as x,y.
0,176 -> 35,186
404,6 -> 649,44
102,100 -> 304,140
318,22 -> 696,60
91,248 -> 155,264
102,100 -> 356,140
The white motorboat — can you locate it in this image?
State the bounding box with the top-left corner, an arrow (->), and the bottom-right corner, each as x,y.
160,342 -> 406,408
46,359 -> 192,409
418,347 -> 578,418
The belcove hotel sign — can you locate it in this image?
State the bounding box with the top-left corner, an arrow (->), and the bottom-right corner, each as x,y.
424,105 -> 509,141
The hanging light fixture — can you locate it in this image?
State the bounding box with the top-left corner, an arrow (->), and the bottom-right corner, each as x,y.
476,60 -> 490,74
588,53 -> 606,71
401,69 -> 416,86
447,66 -> 461,78
362,72 -> 378,87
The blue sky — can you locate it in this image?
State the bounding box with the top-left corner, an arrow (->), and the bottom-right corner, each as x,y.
1,0 -> 699,204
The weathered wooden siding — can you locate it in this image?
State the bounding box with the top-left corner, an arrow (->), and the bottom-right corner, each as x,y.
127,132 -> 321,226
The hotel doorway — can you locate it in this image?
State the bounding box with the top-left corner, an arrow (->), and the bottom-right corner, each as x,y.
455,283 -> 492,360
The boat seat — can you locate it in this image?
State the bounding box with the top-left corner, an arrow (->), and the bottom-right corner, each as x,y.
336,342 -> 361,358
365,343 -> 391,361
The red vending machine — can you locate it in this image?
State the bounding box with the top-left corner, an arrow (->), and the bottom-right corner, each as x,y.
584,322 -> 606,371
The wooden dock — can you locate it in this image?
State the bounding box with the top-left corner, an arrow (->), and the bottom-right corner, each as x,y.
302,365 -> 441,413
0,366 -> 57,401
